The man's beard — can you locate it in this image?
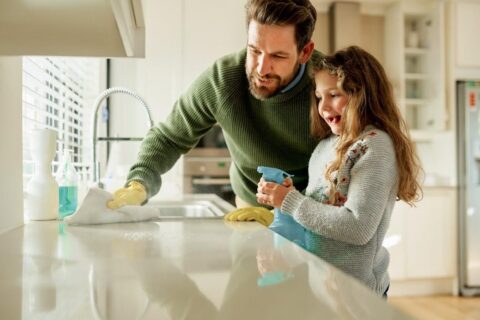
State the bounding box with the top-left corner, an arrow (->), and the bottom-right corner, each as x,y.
246,62 -> 300,100
247,72 -> 283,100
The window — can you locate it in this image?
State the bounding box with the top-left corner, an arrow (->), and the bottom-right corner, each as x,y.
22,57 -> 106,185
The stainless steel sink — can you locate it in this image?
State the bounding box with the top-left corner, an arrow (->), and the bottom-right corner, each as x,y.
147,199 -> 227,219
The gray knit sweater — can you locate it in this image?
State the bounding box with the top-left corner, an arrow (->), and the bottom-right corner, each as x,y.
281,127 -> 398,295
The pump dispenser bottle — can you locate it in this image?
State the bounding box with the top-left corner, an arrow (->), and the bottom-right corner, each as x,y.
24,128 -> 59,221
56,149 -> 78,219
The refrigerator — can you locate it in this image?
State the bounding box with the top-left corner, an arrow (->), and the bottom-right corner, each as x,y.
457,80 -> 480,296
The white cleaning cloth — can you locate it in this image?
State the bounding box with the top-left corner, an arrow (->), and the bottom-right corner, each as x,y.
64,188 -> 160,225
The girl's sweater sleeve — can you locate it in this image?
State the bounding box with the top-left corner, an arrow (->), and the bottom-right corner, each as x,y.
281,132 -> 398,246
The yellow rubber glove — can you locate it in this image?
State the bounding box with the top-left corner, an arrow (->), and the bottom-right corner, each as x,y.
224,207 -> 274,227
107,181 -> 147,209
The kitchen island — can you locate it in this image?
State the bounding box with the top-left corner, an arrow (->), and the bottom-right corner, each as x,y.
0,204 -> 412,319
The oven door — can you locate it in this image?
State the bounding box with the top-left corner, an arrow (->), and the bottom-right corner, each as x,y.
190,177 -> 235,205
183,149 -> 234,205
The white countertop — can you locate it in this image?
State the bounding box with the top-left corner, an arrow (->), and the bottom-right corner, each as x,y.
0,217 -> 412,319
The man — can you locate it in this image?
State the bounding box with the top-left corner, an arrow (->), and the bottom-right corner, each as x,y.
108,0 -> 325,210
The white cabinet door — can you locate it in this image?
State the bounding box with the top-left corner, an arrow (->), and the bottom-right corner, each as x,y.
405,187 -> 456,278
385,202 -> 408,280
455,1 -> 480,67
387,187 -> 456,280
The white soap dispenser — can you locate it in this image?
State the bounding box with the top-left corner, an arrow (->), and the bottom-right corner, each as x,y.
24,128 -> 59,221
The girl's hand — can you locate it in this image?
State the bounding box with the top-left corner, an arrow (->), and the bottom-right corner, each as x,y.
281,177 -> 293,188
256,177 -> 295,209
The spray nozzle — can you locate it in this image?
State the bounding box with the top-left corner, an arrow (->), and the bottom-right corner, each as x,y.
257,166 -> 294,184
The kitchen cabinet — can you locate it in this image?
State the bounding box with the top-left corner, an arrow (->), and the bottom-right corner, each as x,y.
386,187 -> 457,295
0,0 -> 144,57
383,4 -> 456,294
454,0 -> 480,68
384,0 -> 446,142
445,0 -> 480,111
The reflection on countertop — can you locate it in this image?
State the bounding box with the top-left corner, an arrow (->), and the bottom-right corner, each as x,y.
0,219 -> 413,319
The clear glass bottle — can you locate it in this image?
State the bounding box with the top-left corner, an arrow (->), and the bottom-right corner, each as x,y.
56,149 -> 78,219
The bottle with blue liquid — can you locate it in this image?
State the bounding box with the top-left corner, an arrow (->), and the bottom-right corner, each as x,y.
257,166 -> 306,249
256,166 -> 305,289
55,149 -> 78,219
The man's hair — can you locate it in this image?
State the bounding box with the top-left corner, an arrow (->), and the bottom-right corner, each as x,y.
245,0 -> 317,51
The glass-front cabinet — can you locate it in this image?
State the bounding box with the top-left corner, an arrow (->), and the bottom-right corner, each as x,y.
384,0 -> 446,142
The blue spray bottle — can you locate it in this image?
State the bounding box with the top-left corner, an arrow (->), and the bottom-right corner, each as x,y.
257,166 -> 306,248
256,166 -> 303,288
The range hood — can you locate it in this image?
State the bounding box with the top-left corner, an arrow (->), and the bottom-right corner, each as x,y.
0,0 -> 145,57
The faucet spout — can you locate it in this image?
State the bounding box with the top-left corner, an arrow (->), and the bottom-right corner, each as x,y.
91,87 -> 154,188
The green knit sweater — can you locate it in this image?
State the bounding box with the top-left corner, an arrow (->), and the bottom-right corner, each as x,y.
127,49 -> 322,205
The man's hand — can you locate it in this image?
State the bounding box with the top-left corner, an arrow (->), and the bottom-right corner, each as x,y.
224,207 -> 274,227
107,181 -> 147,209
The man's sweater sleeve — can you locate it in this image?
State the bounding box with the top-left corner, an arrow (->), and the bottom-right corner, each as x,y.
281,132 -> 398,246
126,65 -> 222,197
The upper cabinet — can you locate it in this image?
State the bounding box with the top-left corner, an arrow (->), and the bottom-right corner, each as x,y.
445,0 -> 480,81
0,0 -> 145,57
454,0 -> 480,69
384,0 -> 446,142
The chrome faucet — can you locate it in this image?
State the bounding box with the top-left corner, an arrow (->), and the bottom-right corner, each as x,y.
91,87 -> 154,188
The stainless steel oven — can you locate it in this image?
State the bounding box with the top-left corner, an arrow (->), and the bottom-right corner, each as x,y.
183,125 -> 234,205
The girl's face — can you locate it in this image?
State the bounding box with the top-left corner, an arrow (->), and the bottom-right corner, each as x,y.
314,71 -> 349,135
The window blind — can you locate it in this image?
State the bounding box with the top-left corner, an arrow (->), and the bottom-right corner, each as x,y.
22,57 -> 104,185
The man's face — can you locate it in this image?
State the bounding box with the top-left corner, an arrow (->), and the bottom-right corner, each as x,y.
246,20 -> 311,100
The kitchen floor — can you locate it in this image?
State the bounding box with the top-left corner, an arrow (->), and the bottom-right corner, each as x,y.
389,295 -> 480,319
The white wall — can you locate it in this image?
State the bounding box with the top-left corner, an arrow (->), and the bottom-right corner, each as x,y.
0,57 -> 24,233
181,0 -> 247,87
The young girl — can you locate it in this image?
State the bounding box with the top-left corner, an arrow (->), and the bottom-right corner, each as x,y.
231,46 -> 422,297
